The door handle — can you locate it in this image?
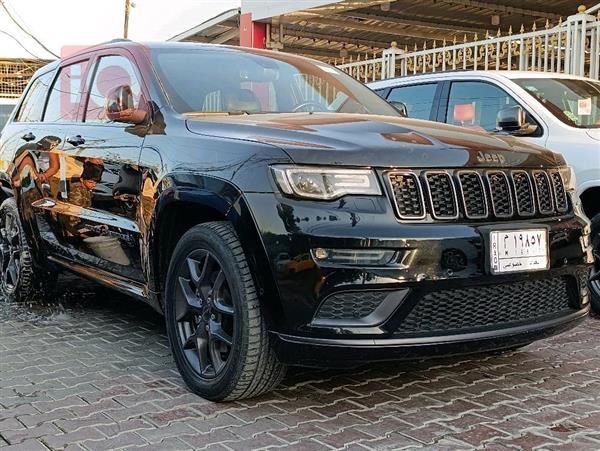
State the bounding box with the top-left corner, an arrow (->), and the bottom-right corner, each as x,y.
21,132 -> 36,142
66,135 -> 85,146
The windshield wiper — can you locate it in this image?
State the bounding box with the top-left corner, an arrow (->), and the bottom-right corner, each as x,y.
183,111 -> 250,117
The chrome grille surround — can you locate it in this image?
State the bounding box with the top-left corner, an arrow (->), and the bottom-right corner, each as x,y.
456,171 -> 488,219
486,170 -> 514,218
387,172 -> 426,220
511,170 -> 536,217
423,171 -> 459,220
532,170 -> 555,215
550,170 -> 569,214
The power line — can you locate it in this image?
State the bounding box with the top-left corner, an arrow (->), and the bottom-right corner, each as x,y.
0,29 -> 41,59
0,0 -> 58,58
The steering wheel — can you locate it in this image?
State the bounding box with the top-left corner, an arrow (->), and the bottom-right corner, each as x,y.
292,101 -> 325,113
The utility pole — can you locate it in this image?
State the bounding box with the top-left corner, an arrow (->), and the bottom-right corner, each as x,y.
124,0 -> 131,39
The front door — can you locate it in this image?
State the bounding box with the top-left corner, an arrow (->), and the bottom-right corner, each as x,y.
442,80 -> 547,149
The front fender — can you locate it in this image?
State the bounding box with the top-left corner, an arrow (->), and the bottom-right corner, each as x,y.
147,173 -> 284,326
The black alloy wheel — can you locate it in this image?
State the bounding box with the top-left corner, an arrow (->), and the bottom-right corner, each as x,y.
0,206 -> 23,293
0,198 -> 57,303
175,250 -> 235,378
165,222 -> 286,401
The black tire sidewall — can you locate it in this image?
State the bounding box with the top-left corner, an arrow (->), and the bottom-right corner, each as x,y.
164,224 -> 252,400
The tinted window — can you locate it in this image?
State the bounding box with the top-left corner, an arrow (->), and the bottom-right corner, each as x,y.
387,83 -> 437,120
15,72 -> 53,123
44,60 -> 89,123
445,81 -> 518,132
151,48 -> 399,116
85,55 -> 143,123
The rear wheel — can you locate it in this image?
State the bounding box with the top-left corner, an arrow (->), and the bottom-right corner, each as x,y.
164,221 -> 286,401
589,214 -> 600,314
0,198 -> 55,303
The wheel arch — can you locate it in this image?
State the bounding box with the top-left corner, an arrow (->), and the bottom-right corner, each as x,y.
149,174 -> 283,325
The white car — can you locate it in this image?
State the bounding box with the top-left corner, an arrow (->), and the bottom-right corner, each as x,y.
370,71 -> 600,310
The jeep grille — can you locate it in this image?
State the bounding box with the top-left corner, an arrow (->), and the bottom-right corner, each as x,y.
387,169 -> 569,221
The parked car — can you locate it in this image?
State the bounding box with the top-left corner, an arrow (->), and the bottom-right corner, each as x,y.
0,42 -> 593,401
0,98 -> 18,132
369,71 -> 600,311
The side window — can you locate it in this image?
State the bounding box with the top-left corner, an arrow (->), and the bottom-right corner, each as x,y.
44,60 -> 89,123
15,72 -> 54,123
85,55 -> 142,123
445,81 -> 518,132
387,83 -> 438,120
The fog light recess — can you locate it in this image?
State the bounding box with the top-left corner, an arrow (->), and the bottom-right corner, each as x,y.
311,248 -> 398,266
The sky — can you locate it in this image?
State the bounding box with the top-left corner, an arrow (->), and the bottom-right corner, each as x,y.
0,0 -> 240,60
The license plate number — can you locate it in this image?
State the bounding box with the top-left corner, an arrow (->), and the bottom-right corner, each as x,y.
490,229 -> 549,274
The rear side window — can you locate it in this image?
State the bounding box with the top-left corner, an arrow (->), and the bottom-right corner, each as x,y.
44,60 -> 89,123
15,72 -> 53,123
387,83 -> 438,120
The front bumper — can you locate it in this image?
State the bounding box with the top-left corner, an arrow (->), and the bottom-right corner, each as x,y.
244,191 -> 593,364
271,306 -> 588,367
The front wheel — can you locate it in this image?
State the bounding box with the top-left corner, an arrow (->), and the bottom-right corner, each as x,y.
589,214 -> 600,314
164,222 -> 286,401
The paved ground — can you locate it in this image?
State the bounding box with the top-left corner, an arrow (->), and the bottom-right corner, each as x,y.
1,276 -> 600,451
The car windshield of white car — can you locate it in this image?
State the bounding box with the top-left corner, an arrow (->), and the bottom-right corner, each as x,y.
515,78 -> 600,129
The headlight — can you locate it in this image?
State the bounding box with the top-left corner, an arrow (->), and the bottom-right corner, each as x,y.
271,165 -> 382,200
558,166 -> 576,191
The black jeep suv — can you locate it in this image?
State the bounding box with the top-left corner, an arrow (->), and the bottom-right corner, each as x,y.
0,41 -> 593,401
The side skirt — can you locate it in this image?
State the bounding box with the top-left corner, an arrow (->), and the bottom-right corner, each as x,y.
47,255 -> 159,310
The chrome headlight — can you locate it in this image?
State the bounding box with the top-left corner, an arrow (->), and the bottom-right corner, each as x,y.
271,165 -> 382,200
558,166 -> 576,192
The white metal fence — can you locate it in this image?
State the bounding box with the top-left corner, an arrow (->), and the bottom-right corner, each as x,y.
337,4 -> 600,82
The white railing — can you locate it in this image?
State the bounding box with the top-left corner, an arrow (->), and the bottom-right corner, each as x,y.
337,4 -> 600,81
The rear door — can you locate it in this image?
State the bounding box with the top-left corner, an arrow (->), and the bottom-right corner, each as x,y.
44,50 -> 148,281
0,67 -> 77,251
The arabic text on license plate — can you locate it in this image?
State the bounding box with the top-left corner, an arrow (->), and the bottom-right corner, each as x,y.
490,229 -> 549,274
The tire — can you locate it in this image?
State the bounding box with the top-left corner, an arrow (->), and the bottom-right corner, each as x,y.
164,221 -> 286,401
589,213 -> 600,314
0,197 -> 55,303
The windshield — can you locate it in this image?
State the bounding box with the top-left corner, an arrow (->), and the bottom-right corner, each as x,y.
151,47 -> 399,117
514,78 -> 600,129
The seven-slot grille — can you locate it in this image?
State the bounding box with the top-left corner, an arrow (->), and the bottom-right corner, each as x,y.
387,169 -> 569,221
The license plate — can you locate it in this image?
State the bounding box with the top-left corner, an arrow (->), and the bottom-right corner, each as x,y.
490,229 -> 549,274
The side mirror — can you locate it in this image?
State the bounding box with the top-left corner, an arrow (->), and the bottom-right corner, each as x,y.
389,101 -> 408,117
496,105 -> 537,136
105,85 -> 147,125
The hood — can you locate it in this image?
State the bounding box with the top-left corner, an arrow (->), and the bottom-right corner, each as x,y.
186,112 -> 564,169
586,128 -> 600,142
